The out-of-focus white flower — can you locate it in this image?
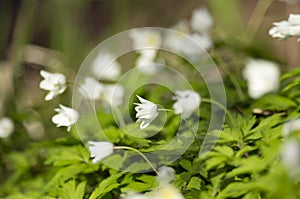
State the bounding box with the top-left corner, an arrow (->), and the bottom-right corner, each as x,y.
39,70 -> 67,101
80,77 -> 103,100
283,119 -> 300,137
52,104 -> 79,131
91,51 -> 121,81
134,95 -> 158,129
130,29 -> 162,50
242,59 -> 280,99
123,194 -> 149,199
173,90 -> 201,119
269,14 -> 300,40
180,33 -> 213,60
281,140 -> 300,177
164,21 -> 190,53
130,29 -> 162,74
0,117 -> 14,138
190,7 -> 214,33
102,84 -> 125,107
88,141 -> 114,164
152,184 -> 185,199
135,53 -> 159,75
156,166 -> 176,184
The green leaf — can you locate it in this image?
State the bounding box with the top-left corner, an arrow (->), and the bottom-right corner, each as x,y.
217,182 -> 267,198
226,156 -> 268,178
281,68 -> 300,81
45,145 -> 90,166
89,172 -> 124,199
252,95 -> 297,110
205,156 -> 228,170
180,159 -> 192,171
57,180 -> 86,199
186,177 -> 202,190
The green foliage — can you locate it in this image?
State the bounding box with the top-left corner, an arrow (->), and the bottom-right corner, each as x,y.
2,1 -> 300,199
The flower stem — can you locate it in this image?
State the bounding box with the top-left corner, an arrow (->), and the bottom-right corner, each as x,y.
114,146 -> 159,175
244,0 -> 274,45
201,98 -> 236,127
157,108 -> 173,112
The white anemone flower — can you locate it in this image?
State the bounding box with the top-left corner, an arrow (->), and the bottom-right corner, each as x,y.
102,84 -> 125,107
283,119 -> 300,137
79,77 -> 103,100
130,29 -> 162,50
134,95 -> 158,129
269,14 -> 300,39
52,104 -> 79,132
152,184 -> 185,199
130,29 -> 162,74
88,141 -> 114,164
164,21 -> 190,53
173,90 -> 201,119
0,117 -> 14,138
39,70 -> 67,101
156,166 -> 176,184
281,140 -> 300,178
91,51 -> 121,81
242,59 -> 280,99
190,7 -> 214,33
180,33 -> 213,61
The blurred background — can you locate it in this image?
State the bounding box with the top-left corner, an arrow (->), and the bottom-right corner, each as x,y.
0,0 -> 300,139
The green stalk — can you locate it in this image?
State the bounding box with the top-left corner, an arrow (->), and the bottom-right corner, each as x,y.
114,146 -> 159,175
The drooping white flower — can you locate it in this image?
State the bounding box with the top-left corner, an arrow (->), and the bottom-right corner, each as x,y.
269,14 -> 300,40
0,117 -> 14,138
242,59 -> 280,99
130,29 -> 162,74
39,70 -> 67,101
91,51 -> 121,81
88,141 -> 114,164
190,7 -> 214,33
152,184 -> 185,199
52,104 -> 79,131
281,140 -> 300,177
283,118 -> 300,137
79,77 -> 103,100
156,166 -> 176,184
134,95 -> 158,129
102,84 -> 125,107
173,90 -> 201,119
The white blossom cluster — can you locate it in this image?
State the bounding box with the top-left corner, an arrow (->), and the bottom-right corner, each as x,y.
269,14 -> 300,41
129,7 -> 214,74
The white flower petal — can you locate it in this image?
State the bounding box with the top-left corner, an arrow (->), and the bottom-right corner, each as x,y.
88,141 -> 114,163
51,105 -> 79,131
191,7 -> 214,33
39,70 -> 67,101
134,96 -> 158,129
157,166 -> 176,184
172,90 -> 201,119
0,117 -> 14,138
242,59 -> 280,99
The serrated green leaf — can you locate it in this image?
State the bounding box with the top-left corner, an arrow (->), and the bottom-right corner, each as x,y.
186,177 -> 202,190
89,172 -> 124,199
